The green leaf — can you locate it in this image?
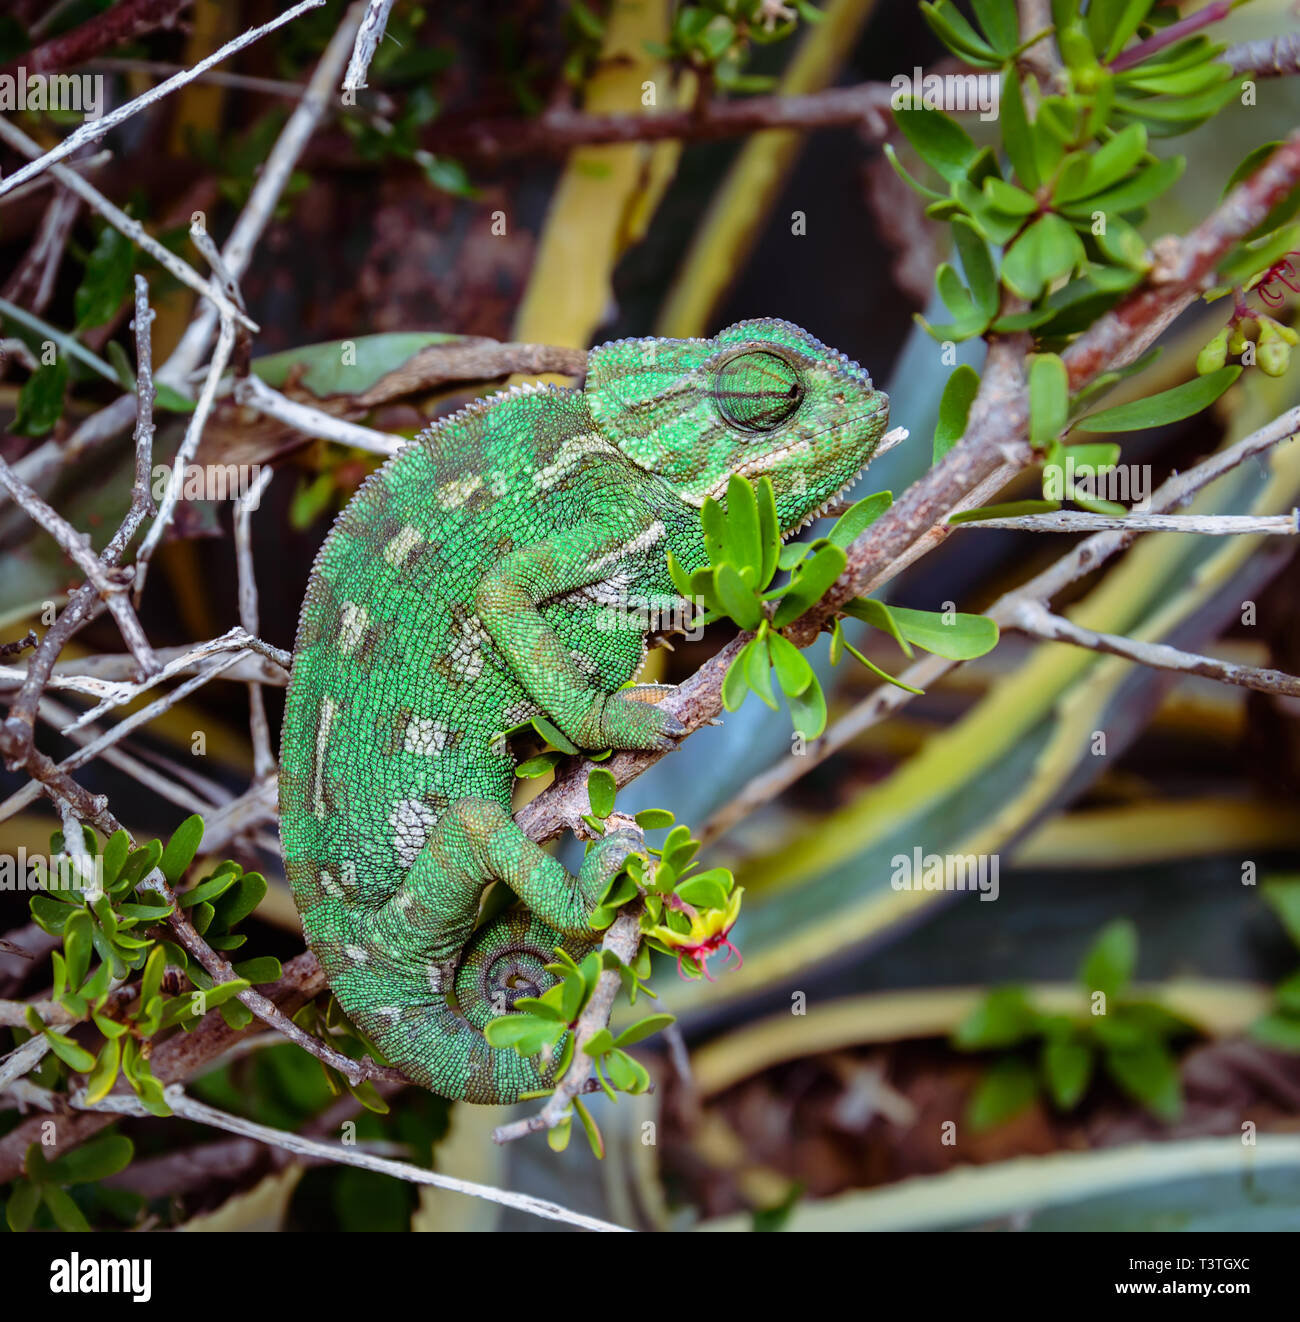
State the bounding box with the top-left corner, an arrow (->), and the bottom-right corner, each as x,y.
587,768 -> 616,820
982,176 -> 1037,215
1105,1042 -> 1183,1121
516,751 -> 562,779
967,1058 -> 1040,1130
715,562 -> 762,630
1059,154 -> 1183,218
675,874 -> 729,910
1062,123 -> 1147,203
756,476 -> 781,587
933,366 -> 979,464
101,830 -> 130,889
63,910 -> 93,991
827,491 -> 892,548
771,542 -> 847,627
768,633 -> 814,697
75,224 -> 134,330
46,1133 -> 132,1184
721,650 -> 751,712
784,674 -> 827,740
232,956 -> 282,983
952,218 -> 998,319
1263,879 -> 1300,948
1029,353 -> 1069,448
745,635 -> 779,711
842,595 -> 911,655
41,1184 -> 90,1232
1220,223 -> 1300,291
919,0 -> 1001,67
613,1014 -> 676,1050
634,808 -> 674,831
948,499 -> 1062,524
953,986 -> 1039,1049
887,606 -> 999,660
573,1096 -> 604,1159
1076,366 -> 1240,432
531,713 -> 579,756
13,354 -> 70,437
882,143 -> 946,203
179,871 -> 237,907
1250,1010 -> 1300,1052
1002,214 -> 1086,302
44,1030 -> 97,1073
1080,919 -> 1137,998
724,473 -> 762,575
1000,72 -> 1038,191
1099,0 -> 1156,62
1042,1040 -> 1094,1110
5,1180 -> 40,1233
895,106 -> 978,184
159,814 -> 204,885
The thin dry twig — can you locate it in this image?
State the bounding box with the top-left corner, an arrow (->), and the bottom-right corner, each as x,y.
342,0 -> 396,95
0,0 -> 328,198
10,1081 -> 625,1232
1007,598 -> 1300,697
0,118 -> 257,334
959,510 -> 1298,535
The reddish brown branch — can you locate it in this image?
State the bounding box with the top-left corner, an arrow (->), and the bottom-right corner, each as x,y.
4,0 -> 193,77
418,82 -> 897,162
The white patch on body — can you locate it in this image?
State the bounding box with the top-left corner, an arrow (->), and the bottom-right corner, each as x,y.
449,613 -> 489,681
338,601 -> 369,653
532,433 -> 613,491
436,474 -> 483,510
403,716 -> 449,755
390,798 -> 439,867
311,696 -> 336,819
382,524 -> 423,567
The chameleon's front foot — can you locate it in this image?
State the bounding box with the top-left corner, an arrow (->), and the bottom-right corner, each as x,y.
573,687 -> 687,752
580,825 -> 643,897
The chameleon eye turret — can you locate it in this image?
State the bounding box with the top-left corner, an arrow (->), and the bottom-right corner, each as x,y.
713,349 -> 805,432
279,318 -> 889,1102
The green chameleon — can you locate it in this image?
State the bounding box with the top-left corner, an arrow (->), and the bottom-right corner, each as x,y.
278,319 -> 890,1103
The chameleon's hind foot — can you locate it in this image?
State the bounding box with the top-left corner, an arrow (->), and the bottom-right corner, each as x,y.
576,687 -> 685,752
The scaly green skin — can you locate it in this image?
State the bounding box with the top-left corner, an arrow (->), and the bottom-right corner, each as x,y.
279,319 -> 890,1102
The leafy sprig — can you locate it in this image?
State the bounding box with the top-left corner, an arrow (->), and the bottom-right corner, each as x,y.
954,920 -> 1196,1129
672,474 -> 999,737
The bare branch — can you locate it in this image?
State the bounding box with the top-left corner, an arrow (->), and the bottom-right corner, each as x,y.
0,458 -> 159,678
234,373 -> 406,453
1007,598 -> 1300,697
958,510 -> 1298,535
342,0 -> 396,95
0,0 -> 328,198
0,118 -> 257,333
16,1081 -> 626,1232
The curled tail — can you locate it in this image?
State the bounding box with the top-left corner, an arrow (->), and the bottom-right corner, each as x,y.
328,906 -> 594,1104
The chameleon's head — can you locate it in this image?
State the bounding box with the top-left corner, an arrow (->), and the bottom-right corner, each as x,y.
585,318 -> 890,533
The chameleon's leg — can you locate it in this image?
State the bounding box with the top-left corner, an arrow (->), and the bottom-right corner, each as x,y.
369,797 -> 640,968
474,522 -> 686,752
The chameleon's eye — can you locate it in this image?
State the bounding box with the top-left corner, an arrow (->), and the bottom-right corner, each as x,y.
714,351 -> 804,433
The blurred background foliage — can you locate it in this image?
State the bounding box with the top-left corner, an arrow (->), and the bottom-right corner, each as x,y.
2,0 -> 1300,1231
